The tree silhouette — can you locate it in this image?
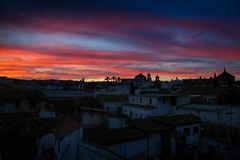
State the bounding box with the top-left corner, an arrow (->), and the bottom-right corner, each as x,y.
105,76 -> 110,88
117,77 -> 121,83
112,76 -> 116,82
105,76 -> 110,82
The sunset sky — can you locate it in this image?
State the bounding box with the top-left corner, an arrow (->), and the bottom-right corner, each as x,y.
0,0 -> 240,81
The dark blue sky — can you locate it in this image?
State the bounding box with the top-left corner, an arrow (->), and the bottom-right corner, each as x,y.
1,0 -> 240,18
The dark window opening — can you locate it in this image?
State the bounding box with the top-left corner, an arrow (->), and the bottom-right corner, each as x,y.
170,96 -> 177,105
140,98 -> 142,103
132,98 -> 134,102
184,127 -> 190,136
162,98 -> 166,104
30,100 -> 36,109
58,141 -> 61,152
149,98 -> 152,104
15,100 -> 20,108
130,111 -> 133,118
0,103 -> 4,112
193,126 -> 199,134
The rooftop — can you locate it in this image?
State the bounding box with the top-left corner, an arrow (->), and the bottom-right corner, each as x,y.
97,94 -> 128,102
52,121 -> 81,138
84,127 -> 147,146
177,103 -> 229,112
202,123 -> 240,148
135,73 -> 146,79
128,119 -> 169,133
130,94 -> 187,98
0,84 -> 46,100
151,114 -> 201,127
217,69 -> 235,79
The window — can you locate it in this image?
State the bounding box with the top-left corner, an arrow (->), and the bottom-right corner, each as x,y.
90,113 -> 94,119
130,111 -> 133,118
30,100 -> 36,109
0,103 -> 4,112
140,98 -> 142,103
162,98 -> 166,104
193,126 -> 199,134
149,98 -> 152,104
58,140 -> 61,152
15,100 -> 20,108
132,98 -> 135,102
184,127 -> 190,136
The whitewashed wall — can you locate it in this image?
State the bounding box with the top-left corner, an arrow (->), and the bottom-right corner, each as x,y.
81,112 -> 106,126
128,95 -> 158,106
56,128 -> 83,160
176,124 -> 200,145
108,134 -> 161,159
122,105 -> 153,118
103,101 -> 124,113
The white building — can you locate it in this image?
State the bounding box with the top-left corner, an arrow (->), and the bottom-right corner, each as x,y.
78,107 -> 109,127
122,94 -> 190,119
151,114 -> 201,157
128,119 -> 170,157
38,121 -> 83,160
84,127 -> 160,159
176,103 -> 240,127
152,114 -> 201,146
107,114 -> 128,128
96,94 -> 128,114
0,87 -> 45,114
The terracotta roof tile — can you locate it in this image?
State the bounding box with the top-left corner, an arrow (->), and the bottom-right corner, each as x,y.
51,121 -> 81,138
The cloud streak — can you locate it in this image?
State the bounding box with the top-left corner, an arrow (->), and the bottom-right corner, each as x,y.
0,1 -> 240,80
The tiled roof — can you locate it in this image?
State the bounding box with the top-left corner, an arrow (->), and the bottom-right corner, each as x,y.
0,84 -> 46,100
128,119 -> 169,133
151,114 -> 201,127
84,128 -> 147,146
52,121 -> 81,138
